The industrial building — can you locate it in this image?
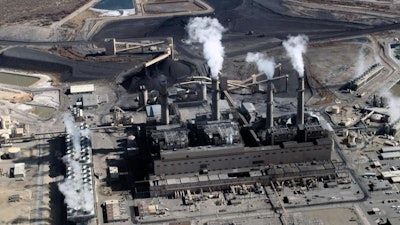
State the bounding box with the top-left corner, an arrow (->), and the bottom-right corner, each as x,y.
82,94 -> 98,109
344,63 -> 384,91
13,163 -> 25,178
148,161 -> 335,197
137,71 -> 334,197
152,140 -> 331,176
70,84 -> 95,94
103,199 -> 129,223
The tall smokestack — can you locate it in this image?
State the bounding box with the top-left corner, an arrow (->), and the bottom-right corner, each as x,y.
139,85 -> 148,107
285,75 -> 289,93
266,80 -> 274,129
160,80 -> 169,125
212,78 -> 220,120
297,76 -> 305,126
201,82 -> 207,101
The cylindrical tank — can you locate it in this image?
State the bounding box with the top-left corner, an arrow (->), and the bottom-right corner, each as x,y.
370,114 -> 383,122
343,129 -> 349,137
348,131 -> 357,144
331,105 -> 340,114
8,147 -> 21,159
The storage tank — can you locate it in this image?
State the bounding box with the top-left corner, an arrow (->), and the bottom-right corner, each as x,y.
370,114 -> 383,122
343,129 -> 349,137
8,147 -> 21,159
348,131 -> 357,146
331,105 -> 340,114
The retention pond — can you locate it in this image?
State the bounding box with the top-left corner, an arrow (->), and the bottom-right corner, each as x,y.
0,72 -> 40,87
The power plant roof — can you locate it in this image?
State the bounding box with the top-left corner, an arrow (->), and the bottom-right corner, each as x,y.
70,84 -> 95,94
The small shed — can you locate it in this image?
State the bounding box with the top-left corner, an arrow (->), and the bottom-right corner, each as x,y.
14,163 -> 25,178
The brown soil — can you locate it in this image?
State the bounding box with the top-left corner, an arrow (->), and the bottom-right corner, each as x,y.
0,0 -> 88,26
0,91 -> 33,103
61,10 -> 100,31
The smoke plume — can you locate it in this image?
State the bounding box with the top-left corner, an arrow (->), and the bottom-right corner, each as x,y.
58,113 -> 94,213
355,44 -> 366,78
63,113 -> 81,158
283,34 -> 309,77
186,17 -> 226,80
246,52 -> 275,80
382,91 -> 400,122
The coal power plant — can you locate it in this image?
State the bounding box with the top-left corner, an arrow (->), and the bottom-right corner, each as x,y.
117,20 -> 336,199
139,68 -> 333,197
0,17 -> 342,224
4,0 -> 400,223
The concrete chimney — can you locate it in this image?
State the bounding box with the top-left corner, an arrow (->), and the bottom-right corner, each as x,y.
297,76 -> 305,126
285,75 -> 289,93
266,80 -> 274,129
139,85 -> 148,107
201,82 -> 207,102
160,80 -> 169,125
212,78 -> 220,121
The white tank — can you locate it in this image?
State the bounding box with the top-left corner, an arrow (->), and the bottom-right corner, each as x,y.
8,147 -> 21,159
370,114 -> 383,122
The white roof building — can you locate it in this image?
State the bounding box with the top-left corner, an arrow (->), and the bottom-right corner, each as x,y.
381,170 -> 400,179
70,84 -> 95,94
381,152 -> 400,159
14,163 -> 25,178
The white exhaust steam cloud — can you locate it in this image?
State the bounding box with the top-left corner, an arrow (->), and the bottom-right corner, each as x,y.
246,52 -> 275,80
355,44 -> 366,78
283,34 -> 309,77
186,17 -> 226,80
382,91 -> 400,122
58,113 -> 94,213
63,113 -> 82,158
355,44 -> 381,78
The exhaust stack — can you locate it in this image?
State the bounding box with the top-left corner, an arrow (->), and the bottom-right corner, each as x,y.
139,85 -> 148,107
297,76 -> 305,126
201,82 -> 207,101
266,80 -> 274,129
212,78 -> 220,121
285,75 -> 289,93
160,80 -> 169,125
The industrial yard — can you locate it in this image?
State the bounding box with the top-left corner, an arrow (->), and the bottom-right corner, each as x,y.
3,0 -> 400,225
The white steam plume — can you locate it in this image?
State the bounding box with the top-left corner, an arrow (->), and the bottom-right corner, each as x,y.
63,113 -> 81,158
186,17 -> 226,80
355,44 -> 366,78
374,53 -> 381,64
58,113 -> 94,213
246,52 -> 275,80
283,34 -> 309,77
382,91 -> 400,122
58,158 -> 94,212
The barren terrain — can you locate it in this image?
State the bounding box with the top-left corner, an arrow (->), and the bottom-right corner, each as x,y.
282,0 -> 400,25
0,0 -> 88,26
